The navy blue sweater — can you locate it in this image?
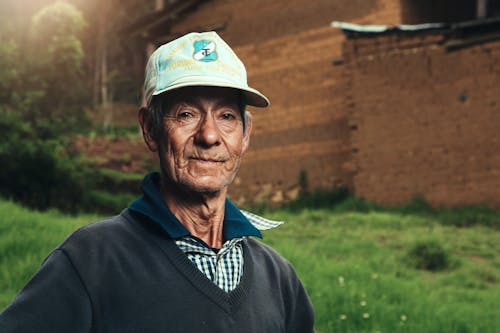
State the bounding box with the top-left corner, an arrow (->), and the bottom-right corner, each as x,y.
0,209 -> 314,332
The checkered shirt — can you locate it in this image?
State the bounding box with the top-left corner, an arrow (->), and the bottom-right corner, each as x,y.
175,210 -> 283,292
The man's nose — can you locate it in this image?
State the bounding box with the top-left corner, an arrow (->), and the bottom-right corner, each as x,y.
194,114 -> 221,147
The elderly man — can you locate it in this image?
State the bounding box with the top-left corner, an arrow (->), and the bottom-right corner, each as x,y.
0,31 -> 314,332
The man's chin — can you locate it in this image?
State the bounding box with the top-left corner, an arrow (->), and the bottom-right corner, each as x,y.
179,179 -> 229,195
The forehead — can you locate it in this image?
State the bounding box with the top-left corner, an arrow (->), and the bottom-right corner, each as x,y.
162,86 -> 240,107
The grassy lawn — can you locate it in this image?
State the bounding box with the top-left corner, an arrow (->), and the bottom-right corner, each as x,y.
264,209 -> 499,333
0,202 -> 98,306
0,199 -> 499,332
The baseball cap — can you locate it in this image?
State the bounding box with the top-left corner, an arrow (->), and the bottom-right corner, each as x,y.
144,31 -> 269,108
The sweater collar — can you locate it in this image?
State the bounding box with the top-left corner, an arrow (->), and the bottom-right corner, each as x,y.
129,172 -> 262,240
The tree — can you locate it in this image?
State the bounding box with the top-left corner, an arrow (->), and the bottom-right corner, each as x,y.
0,2 -> 92,211
85,0 -> 153,130
26,1 -> 89,138
0,40 -> 18,104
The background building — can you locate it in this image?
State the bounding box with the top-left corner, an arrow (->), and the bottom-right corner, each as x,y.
123,0 -> 500,208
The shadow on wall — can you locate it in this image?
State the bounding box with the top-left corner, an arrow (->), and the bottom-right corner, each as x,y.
401,0 -> 481,24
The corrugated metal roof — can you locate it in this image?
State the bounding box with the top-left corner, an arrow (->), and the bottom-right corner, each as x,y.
331,18 -> 500,50
331,21 -> 446,34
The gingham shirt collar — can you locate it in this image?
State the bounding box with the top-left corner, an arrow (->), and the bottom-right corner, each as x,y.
175,236 -> 246,292
129,172 -> 283,241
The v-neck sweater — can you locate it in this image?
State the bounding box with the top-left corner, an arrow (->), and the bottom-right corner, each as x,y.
128,172 -> 283,292
0,209 -> 314,333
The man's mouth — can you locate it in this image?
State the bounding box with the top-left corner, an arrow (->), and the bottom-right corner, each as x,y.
190,157 -> 225,163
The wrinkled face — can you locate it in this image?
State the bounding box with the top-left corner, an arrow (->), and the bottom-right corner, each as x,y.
157,86 -> 251,194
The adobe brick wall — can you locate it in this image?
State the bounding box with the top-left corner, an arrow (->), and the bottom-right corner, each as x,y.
168,0 -> 401,205
230,27 -> 352,205
171,0 -> 390,46
342,32 -> 500,208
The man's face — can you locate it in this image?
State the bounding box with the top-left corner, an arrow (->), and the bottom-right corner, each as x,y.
157,86 -> 251,194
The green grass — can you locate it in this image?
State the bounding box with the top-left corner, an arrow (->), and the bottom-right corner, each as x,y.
1,199 -> 499,332
0,201 -> 99,307
263,209 -> 499,333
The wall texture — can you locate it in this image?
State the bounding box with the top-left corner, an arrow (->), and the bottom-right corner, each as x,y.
128,0 -> 499,209
342,31 -> 500,208
168,0 -> 401,205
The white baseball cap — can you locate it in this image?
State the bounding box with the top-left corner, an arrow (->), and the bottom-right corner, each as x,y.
144,31 -> 269,107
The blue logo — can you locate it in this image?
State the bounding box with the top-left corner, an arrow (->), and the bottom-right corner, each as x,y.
193,40 -> 217,62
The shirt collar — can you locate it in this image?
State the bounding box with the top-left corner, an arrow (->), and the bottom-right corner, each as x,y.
129,172 -> 263,240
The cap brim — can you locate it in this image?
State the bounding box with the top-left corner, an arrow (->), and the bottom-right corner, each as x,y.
152,75 -> 270,108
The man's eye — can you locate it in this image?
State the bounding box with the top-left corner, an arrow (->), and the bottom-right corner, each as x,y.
178,111 -> 194,118
221,113 -> 236,120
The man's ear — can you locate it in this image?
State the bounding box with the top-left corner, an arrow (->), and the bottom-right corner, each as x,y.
242,111 -> 252,154
138,106 -> 158,152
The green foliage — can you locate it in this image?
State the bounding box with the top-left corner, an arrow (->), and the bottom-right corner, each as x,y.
96,168 -> 143,183
0,2 -> 91,141
298,169 -> 308,195
274,188 -> 499,228
283,187 -> 352,212
405,239 -> 451,271
0,40 -> 18,102
83,190 -> 135,215
0,2 -> 90,138
436,205 -> 500,228
0,108 -> 138,213
0,110 -> 137,213
88,168 -> 142,204
0,2 -> 97,213
31,2 -> 86,38
0,108 -> 91,212
396,195 -> 433,214
333,195 -> 383,213
22,2 -> 90,138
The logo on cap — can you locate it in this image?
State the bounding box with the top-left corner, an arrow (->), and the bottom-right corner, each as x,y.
193,40 -> 217,62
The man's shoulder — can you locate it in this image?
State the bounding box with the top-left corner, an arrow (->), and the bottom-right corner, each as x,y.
57,209 -> 145,252
244,237 -> 293,270
51,209 -> 165,273
61,211 -> 124,240
243,237 -> 306,295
